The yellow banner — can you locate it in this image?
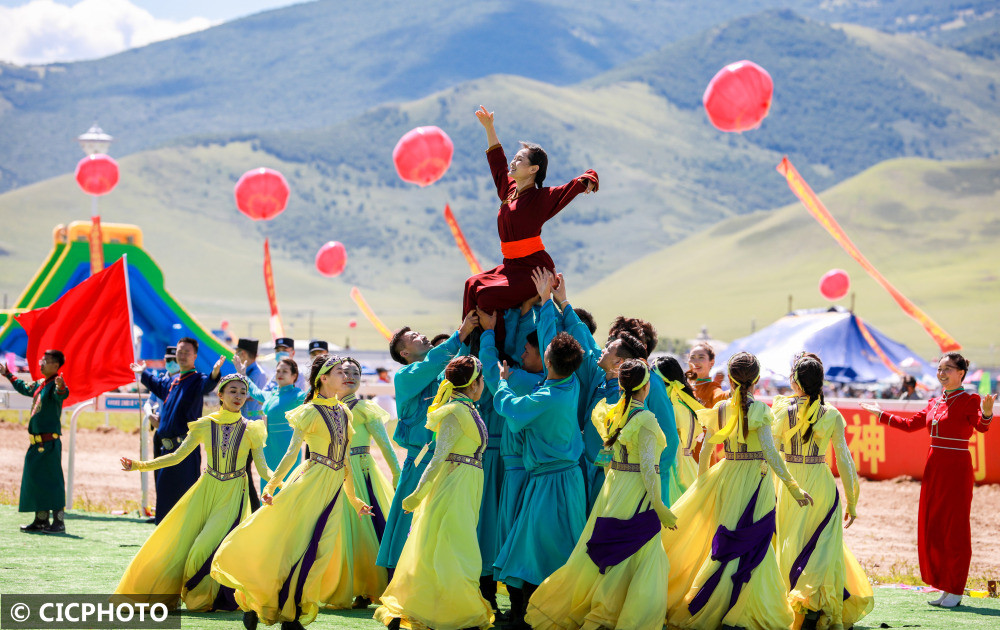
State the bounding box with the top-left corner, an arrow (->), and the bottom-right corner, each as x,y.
350,287 -> 392,340
776,157 -> 960,352
263,239 -> 285,340
443,204 -> 484,275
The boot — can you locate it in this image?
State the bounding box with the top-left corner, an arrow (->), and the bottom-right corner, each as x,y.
43,509 -> 65,533
20,511 -> 49,532
280,620 -> 305,630
387,619 -> 401,630
479,575 -> 498,610
939,592 -> 963,608
352,595 -> 372,609
242,610 -> 258,630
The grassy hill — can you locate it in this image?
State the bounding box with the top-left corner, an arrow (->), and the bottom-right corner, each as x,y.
575,155 -> 1000,365
1,2 -> 997,193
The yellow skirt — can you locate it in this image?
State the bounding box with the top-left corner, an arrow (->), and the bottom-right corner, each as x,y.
373,461 -> 493,630
211,461 -> 359,625
662,460 -> 793,630
526,467 -> 668,630
348,453 -> 393,601
114,473 -> 249,611
775,463 -> 874,627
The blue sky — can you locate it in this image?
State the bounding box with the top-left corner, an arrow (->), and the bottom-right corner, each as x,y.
0,0 -> 306,65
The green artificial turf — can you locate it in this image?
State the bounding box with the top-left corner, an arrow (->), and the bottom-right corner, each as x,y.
0,504 -> 997,629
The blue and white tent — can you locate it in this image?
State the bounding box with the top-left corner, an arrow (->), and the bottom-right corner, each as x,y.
714,307 -> 936,383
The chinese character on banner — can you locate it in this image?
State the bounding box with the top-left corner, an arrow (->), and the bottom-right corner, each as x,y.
970,432 -> 986,482
846,412 -> 886,475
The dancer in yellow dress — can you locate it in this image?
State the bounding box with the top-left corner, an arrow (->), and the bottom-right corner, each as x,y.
115,373 -> 271,612
327,355 -> 401,609
653,356 -> 703,499
211,355 -> 372,630
662,352 -> 813,630
771,354 -> 873,630
374,355 -> 495,630
526,360 -> 678,630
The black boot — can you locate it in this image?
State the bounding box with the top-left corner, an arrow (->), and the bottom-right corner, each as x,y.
43,509 -> 65,533
280,621 -> 304,630
352,595 -> 372,609
479,575 -> 498,610
387,618 -> 401,630
242,610 -> 258,630
20,511 -> 49,532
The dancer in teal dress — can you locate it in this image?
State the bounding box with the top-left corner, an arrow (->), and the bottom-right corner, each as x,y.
490,269 -> 587,628
377,311 -> 478,575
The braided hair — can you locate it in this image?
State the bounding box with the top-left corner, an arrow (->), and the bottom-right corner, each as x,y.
727,352 -> 760,441
793,355 -> 826,444
604,359 -> 649,448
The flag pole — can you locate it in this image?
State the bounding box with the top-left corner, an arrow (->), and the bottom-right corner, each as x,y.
122,254 -> 150,515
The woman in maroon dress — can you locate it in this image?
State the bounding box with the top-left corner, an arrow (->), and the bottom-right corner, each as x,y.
861,352 -> 994,608
463,106 -> 598,345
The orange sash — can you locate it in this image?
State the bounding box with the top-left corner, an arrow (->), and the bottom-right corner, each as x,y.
500,235 -> 545,259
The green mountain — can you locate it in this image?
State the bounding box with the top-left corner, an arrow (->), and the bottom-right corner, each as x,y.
576,155 -> 1000,365
1,1 -> 997,193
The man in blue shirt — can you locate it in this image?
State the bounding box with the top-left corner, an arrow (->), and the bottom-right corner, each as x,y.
131,337 -> 223,523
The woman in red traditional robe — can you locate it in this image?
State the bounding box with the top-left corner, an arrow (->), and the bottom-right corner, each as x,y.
463,106 -> 598,345
862,352 -> 994,608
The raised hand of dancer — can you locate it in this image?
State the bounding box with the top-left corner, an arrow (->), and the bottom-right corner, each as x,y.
459,310 -> 479,343
982,393 -> 996,417
796,491 -> 814,508
501,360 -> 511,381
584,179 -> 596,194
552,272 -> 567,306
531,267 -> 554,303
129,361 -> 147,374
859,402 -> 882,416
231,353 -> 246,375
476,106 -> 499,148
120,457 -> 135,471
210,355 -> 225,379
54,374 -> 66,390
477,308 -> 497,331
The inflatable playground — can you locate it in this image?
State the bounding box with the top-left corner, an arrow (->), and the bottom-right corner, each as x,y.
0,222 -> 233,375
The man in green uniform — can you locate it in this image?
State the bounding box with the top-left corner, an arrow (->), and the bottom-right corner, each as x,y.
1,349 -> 70,533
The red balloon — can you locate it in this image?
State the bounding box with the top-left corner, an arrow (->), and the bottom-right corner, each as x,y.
819,269 -> 850,301
703,60 -> 773,133
234,168 -> 290,221
315,241 -> 347,277
75,154 -> 119,196
392,126 -> 453,187
348,319 -> 358,329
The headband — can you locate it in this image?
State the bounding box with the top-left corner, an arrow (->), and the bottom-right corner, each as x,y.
428,357 -> 483,413
218,373 -> 250,392
314,355 -> 362,388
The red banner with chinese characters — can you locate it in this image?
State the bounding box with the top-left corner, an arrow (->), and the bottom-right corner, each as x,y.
776,157 -> 961,353
807,399 -> 997,485
263,239 -> 285,340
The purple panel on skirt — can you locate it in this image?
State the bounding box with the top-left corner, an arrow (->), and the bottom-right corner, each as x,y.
586,508 -> 661,574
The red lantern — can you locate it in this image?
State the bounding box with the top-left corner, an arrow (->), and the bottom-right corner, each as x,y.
75,154 -> 119,196
348,319 -> 358,329
392,126 -> 453,187
315,241 -> 347,277
819,269 -> 850,301
703,60 -> 773,133
234,168 -> 290,221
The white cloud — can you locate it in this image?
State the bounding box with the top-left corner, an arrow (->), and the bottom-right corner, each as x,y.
0,0 -> 216,65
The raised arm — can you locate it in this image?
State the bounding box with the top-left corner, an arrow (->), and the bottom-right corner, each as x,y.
494,379 -> 549,433
123,431 -> 201,472
860,400 -> 929,433
536,170 -> 599,221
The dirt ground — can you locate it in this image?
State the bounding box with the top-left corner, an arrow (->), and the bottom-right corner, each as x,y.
2,419 -> 998,583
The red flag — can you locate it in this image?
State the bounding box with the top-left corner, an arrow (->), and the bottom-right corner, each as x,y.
443,204 -> 484,275
263,239 -> 285,340
14,257 -> 135,406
